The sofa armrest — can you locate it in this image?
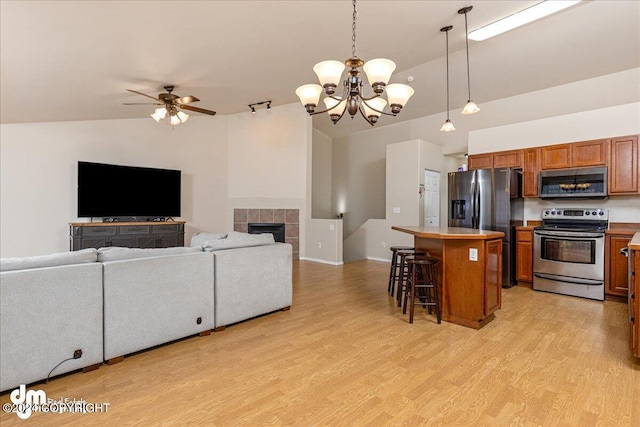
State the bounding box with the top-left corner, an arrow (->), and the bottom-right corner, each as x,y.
213,243 -> 292,328
1,263 -> 103,392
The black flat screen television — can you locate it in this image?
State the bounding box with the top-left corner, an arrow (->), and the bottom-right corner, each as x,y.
77,161 -> 181,219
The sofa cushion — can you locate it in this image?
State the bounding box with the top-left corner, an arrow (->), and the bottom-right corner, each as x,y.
190,232 -> 227,248
0,248 -> 98,272
97,246 -> 202,262
203,232 -> 275,251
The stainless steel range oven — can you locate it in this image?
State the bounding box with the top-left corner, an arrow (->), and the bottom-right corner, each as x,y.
533,208 -> 608,300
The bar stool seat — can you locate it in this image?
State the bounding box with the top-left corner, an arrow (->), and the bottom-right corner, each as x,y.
395,249 -> 425,307
388,246 -> 414,296
404,255 -> 441,324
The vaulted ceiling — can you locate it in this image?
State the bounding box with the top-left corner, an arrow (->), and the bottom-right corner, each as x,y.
1,1 -> 639,148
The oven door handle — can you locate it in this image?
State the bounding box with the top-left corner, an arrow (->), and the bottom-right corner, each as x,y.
534,273 -> 603,286
534,230 -> 604,239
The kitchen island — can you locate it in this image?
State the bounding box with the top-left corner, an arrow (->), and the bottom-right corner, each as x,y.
392,226 -> 505,329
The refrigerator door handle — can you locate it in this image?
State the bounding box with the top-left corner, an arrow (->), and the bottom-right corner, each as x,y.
473,180 -> 480,229
470,180 -> 477,228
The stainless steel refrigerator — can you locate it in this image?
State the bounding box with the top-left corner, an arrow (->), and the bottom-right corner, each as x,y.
448,168 -> 523,287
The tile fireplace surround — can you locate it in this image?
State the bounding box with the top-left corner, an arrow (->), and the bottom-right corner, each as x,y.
233,209 -> 299,260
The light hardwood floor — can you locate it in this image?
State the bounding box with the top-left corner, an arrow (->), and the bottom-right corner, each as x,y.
2,260 -> 639,426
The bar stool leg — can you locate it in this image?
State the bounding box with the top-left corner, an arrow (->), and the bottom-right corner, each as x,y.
409,263 -> 419,324
428,265 -> 441,324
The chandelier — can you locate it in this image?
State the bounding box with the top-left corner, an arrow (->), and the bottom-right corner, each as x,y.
295,0 -> 414,126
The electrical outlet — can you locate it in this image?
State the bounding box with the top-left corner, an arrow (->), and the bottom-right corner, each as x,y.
329,224 -> 335,231
381,242 -> 386,248
317,242 -> 322,249
469,248 -> 478,261
393,207 -> 401,214
73,349 -> 83,359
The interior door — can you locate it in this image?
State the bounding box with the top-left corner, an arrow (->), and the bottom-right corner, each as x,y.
423,169 -> 440,226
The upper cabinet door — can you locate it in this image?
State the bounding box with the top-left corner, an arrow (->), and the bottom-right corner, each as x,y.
609,135 -> 639,194
468,154 -> 493,170
541,144 -> 572,169
572,139 -> 608,167
493,150 -> 522,168
522,148 -> 541,197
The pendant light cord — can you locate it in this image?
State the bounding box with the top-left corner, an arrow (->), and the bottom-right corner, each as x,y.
352,0 -> 357,58
464,12 -> 472,100
445,28 -> 450,120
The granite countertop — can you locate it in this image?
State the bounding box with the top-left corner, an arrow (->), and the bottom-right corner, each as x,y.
391,226 -> 504,240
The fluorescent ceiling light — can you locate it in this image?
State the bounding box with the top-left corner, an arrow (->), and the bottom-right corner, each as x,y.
468,1 -> 582,41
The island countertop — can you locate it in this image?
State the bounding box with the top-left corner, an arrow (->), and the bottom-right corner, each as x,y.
391,226 -> 504,240
629,232 -> 640,251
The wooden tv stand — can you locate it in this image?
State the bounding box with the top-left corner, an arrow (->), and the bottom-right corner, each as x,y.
69,221 -> 185,251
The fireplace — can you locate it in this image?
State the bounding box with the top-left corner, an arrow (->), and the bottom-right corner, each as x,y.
248,223 -> 285,243
234,208 -> 299,259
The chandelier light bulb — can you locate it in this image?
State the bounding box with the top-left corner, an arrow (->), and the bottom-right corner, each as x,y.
385,84 -> 415,114
362,58 -> 396,92
361,97 -> 387,123
313,60 -> 346,92
295,84 -> 323,112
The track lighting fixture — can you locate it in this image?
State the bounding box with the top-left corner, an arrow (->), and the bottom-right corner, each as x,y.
458,6 -> 480,115
248,100 -> 272,114
295,0 -> 414,126
440,25 -> 455,132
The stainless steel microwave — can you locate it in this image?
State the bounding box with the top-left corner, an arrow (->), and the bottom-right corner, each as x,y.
539,166 -> 607,199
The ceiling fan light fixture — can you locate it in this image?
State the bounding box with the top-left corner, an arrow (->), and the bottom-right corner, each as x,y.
170,114 -> 181,126
177,110 -> 189,123
468,0 -> 582,41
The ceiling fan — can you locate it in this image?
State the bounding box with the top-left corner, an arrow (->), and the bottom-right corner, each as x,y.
123,85 -> 216,125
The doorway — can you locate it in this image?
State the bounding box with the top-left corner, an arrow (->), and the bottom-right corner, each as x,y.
423,170 -> 440,226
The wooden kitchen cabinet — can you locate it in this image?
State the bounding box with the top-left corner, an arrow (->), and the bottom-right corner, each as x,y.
468,153 -> 493,170
522,148 -> 541,197
605,233 -> 633,297
516,227 -> 534,283
493,150 -> 522,168
572,139 -> 608,167
609,135 -> 639,195
541,144 -> 572,169
629,240 -> 640,358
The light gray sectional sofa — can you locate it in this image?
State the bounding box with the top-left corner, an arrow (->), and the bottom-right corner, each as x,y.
1,249 -> 104,392
0,232 -> 292,392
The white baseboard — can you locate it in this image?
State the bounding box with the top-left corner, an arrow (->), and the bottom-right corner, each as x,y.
299,257 -> 344,266
367,257 -> 391,263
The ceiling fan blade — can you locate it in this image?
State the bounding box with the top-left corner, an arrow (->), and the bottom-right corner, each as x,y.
175,95 -> 200,105
180,105 -> 217,116
122,102 -> 162,105
126,89 -> 161,101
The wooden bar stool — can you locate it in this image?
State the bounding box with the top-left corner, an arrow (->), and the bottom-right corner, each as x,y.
388,246 -> 414,296
404,255 -> 441,324
395,249 -> 425,307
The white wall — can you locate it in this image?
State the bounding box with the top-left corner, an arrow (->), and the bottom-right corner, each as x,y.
303,219 -> 343,265
311,128 -> 333,219
226,103 -> 312,257
468,102 -> 640,223
0,116 -> 228,257
343,139 -> 458,262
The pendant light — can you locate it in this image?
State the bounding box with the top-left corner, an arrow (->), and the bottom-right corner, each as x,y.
440,25 -> 455,132
458,6 -> 480,115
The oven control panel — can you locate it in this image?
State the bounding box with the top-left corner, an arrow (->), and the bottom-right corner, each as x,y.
541,208 -> 608,220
